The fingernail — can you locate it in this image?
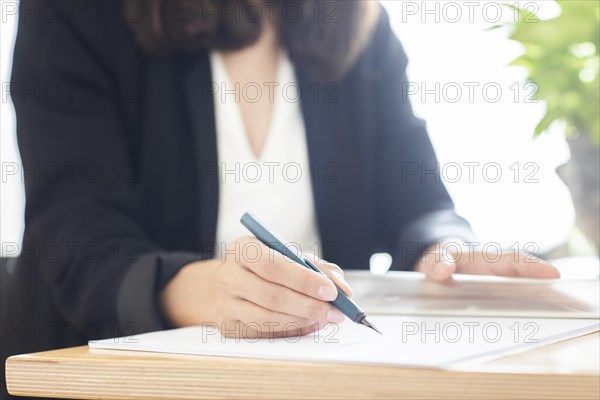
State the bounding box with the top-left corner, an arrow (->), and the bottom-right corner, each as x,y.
327,309 -> 345,324
318,285 -> 338,301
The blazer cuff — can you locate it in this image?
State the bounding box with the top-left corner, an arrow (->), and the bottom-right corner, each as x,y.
395,209 -> 477,271
117,251 -> 207,334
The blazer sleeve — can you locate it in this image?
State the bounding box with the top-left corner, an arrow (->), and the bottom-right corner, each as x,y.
11,0 -> 206,335
371,8 -> 477,270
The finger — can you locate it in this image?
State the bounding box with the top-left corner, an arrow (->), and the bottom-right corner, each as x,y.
238,240 -> 339,301
456,252 -> 561,279
219,320 -> 309,339
487,254 -> 561,279
520,256 -> 561,279
423,260 -> 458,281
417,247 -> 458,281
219,320 -> 244,339
235,299 -> 317,332
231,267 -> 344,323
242,321 -> 320,339
306,256 -> 353,297
454,252 -> 521,276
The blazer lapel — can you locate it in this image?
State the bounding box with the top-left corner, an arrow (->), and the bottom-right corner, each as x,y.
298,69 -> 376,267
181,51 -> 219,256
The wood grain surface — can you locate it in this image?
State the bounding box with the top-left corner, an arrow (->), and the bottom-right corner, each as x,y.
6,332 -> 599,400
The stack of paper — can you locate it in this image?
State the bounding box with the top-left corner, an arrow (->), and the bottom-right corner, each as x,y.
90,272 -> 600,369
90,316 -> 599,369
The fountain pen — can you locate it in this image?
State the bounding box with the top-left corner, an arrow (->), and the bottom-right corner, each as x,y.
241,212 -> 382,335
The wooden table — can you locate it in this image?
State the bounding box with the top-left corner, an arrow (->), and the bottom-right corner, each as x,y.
6,332 -> 599,400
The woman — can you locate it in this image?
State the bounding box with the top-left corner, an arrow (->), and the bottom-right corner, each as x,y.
4,0 -> 560,388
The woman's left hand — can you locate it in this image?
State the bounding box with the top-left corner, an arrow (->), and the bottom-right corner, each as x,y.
415,241 -> 561,281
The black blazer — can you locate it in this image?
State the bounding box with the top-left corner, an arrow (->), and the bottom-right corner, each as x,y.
3,1 -> 475,390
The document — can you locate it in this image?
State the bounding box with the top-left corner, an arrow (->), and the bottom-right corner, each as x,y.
90,316 -> 599,369
345,271 -> 600,319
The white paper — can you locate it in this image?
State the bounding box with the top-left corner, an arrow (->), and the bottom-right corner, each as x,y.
90,316 -> 599,369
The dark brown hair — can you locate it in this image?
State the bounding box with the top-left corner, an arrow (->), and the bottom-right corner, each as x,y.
124,0 -> 379,80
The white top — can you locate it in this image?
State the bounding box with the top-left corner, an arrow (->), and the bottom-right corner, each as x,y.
210,50 -> 321,259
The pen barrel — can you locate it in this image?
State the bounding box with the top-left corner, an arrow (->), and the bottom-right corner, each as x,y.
302,258 -> 365,323
330,288 -> 365,323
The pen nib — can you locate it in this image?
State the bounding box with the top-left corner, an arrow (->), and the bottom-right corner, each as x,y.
360,318 -> 382,335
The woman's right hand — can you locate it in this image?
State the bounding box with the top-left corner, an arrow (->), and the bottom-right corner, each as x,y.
213,237 -> 352,338
160,237 -> 352,339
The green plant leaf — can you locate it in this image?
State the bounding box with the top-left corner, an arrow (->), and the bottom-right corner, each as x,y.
503,0 -> 600,146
